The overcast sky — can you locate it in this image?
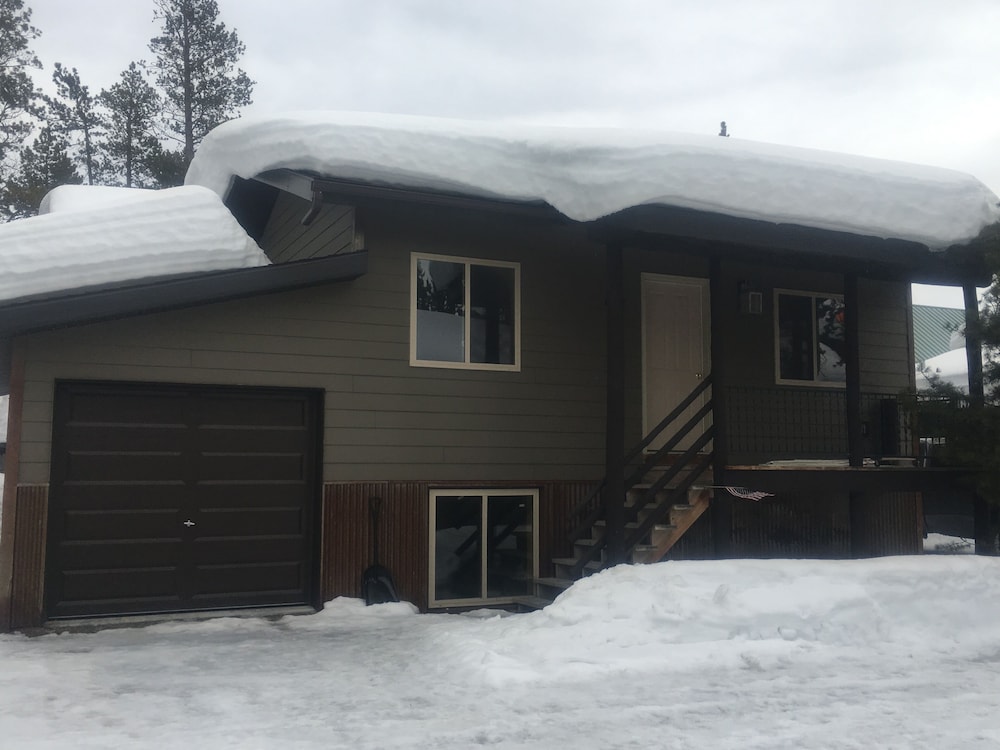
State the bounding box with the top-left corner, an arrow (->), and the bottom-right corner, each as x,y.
26,0 -> 999,307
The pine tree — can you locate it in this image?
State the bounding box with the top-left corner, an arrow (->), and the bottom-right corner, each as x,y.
3,125 -> 81,219
100,62 -> 163,188
0,0 -> 41,169
148,0 -> 253,168
45,63 -> 103,185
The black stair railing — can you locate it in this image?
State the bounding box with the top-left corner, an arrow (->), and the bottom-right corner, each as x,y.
564,374 -> 715,574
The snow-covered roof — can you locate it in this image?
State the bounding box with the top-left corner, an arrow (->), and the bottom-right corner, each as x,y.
186,111 -> 1000,250
0,185 -> 268,304
918,348 -> 970,392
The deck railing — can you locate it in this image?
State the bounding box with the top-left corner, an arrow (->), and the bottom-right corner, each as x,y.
724,385 -> 919,464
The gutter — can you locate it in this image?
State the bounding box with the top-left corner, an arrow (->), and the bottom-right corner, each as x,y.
0,250 -> 368,337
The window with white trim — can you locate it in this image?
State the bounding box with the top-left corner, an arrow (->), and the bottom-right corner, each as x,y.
429,489 -> 538,607
410,253 -> 520,370
775,290 -> 846,385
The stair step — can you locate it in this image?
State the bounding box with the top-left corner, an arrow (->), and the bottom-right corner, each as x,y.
512,595 -> 553,610
535,576 -> 574,591
551,557 -> 602,578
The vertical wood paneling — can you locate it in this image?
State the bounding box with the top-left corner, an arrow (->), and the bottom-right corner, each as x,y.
730,492 -> 852,558
322,482 -> 387,603
539,481 -> 595,576
383,482 -> 428,609
322,479 -> 594,611
10,485 -> 48,630
854,491 -> 922,556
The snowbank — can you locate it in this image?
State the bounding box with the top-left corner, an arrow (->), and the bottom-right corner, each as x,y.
3,557 -> 1000,749
187,111 -> 1000,249
0,185 -> 269,304
431,557 -> 1000,685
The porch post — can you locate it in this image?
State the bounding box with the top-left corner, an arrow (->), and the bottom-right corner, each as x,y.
844,274 -> 866,557
844,273 -> 863,467
964,284 -> 984,408
964,284 -> 995,554
603,243 -> 626,565
708,257 -> 732,557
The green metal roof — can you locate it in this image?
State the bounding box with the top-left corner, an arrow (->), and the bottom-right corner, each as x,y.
912,304 -> 965,363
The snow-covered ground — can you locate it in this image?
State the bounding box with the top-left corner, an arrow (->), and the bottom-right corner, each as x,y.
3,557 -> 999,749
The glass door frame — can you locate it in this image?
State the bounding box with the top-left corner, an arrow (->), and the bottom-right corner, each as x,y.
427,488 -> 539,608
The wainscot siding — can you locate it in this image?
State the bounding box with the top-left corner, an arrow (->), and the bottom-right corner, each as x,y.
321,480 -> 593,610
9,485 -> 47,630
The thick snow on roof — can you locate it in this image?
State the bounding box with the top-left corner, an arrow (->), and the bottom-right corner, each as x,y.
0,185 -> 268,304
187,111 -> 1000,250
918,347 -> 969,391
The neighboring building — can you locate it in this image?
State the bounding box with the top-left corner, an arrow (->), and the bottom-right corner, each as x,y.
912,304 -> 966,364
1,114 -> 997,631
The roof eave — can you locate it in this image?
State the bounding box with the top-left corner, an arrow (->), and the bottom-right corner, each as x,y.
0,250 -> 368,338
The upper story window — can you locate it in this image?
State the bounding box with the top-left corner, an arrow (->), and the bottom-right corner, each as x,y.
410,253 -> 520,371
775,290 -> 846,385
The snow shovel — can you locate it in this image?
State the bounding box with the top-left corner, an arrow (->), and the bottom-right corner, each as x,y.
362,496 -> 399,605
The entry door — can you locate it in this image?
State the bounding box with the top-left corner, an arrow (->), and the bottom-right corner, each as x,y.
641,274 -> 711,452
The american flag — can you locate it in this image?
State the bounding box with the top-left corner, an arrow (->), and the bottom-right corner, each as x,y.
722,486 -> 775,501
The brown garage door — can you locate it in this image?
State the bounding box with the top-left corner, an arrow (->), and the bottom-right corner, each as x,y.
45,382 -> 322,619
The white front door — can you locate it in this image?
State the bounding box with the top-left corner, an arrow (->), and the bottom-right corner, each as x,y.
641,274 -> 711,452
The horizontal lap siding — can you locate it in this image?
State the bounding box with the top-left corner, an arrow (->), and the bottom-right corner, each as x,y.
858,278 -> 913,393
16,205 -> 607,486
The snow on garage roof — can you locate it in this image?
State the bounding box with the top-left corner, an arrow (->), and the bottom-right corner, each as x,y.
0,185 -> 268,304
186,111 -> 1000,251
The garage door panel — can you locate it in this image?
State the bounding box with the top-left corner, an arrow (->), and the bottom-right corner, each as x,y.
64,391 -> 188,426
56,485 -> 186,513
197,453 -> 307,482
195,397 -> 309,428
194,562 -> 304,597
64,452 -> 186,482
194,507 -> 305,537
57,540 -> 183,569
60,567 -> 181,601
63,509 -> 182,541
190,484 -> 311,508
62,425 -> 188,452
195,427 -> 310,453
192,537 -> 306,565
47,382 -> 320,620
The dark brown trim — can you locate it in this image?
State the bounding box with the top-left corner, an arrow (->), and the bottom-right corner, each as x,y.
253,170 -> 563,221
0,250 -> 368,337
709,257 -> 732,557
592,207 -> 990,287
725,466 -> 968,494
603,244 -> 626,565
0,338 -> 26,631
845,273 -> 863,467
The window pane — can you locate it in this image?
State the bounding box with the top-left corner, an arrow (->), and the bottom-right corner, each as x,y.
486,495 -> 532,598
433,495 -> 482,601
470,264 -> 515,365
816,297 -> 846,382
416,259 -> 465,362
777,294 -> 813,380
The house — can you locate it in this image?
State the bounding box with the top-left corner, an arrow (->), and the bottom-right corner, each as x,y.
913,304 -> 966,365
1,113 -> 997,631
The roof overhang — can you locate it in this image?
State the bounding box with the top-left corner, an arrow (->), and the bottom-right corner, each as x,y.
245,169 -> 993,286
0,250 -> 367,338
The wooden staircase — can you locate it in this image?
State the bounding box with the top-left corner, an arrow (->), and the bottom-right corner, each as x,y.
522,375 -> 716,608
